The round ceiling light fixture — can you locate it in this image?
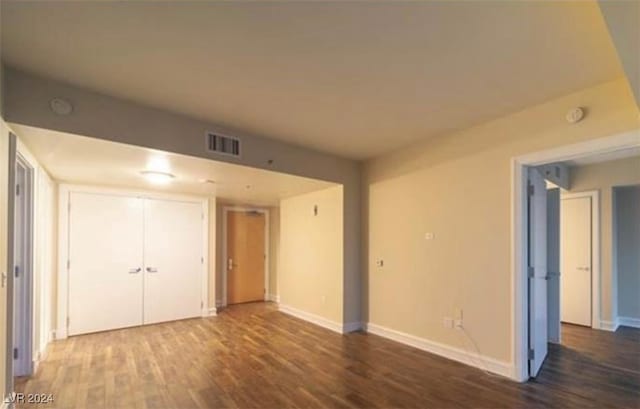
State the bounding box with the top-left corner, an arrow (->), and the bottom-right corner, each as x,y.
49,98 -> 74,115
141,170 -> 175,185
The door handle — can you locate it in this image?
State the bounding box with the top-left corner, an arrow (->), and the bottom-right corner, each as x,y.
146,267 -> 158,273
228,258 -> 234,271
129,268 -> 142,274
577,267 -> 590,271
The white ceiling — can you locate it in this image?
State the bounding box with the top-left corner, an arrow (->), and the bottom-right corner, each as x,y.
12,124 -> 335,207
1,1 -> 624,159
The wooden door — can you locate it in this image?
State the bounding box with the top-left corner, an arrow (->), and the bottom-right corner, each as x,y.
227,210 -> 266,304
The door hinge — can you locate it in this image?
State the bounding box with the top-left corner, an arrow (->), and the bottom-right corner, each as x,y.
66,316 -> 70,327
67,260 -> 71,270
528,348 -> 535,360
201,301 -> 204,309
527,266 -> 534,278
14,265 -> 19,278
68,202 -> 71,212
528,183 -> 534,196
13,348 -> 18,360
201,257 -> 204,264
16,184 -> 20,196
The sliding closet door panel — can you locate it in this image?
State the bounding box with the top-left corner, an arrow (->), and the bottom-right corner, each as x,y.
68,193 -> 144,335
143,199 -> 203,324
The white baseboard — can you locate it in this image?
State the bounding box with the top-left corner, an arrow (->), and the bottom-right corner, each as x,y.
278,304 -> 351,334
599,320 -> 620,332
55,327 -> 68,340
364,322 -> 513,379
208,307 -> 217,317
267,294 -> 280,303
617,316 -> 640,329
215,300 -> 224,308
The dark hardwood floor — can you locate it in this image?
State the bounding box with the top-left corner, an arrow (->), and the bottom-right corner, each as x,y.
15,303 -> 640,408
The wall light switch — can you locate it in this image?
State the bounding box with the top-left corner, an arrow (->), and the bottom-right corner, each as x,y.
425,232 -> 435,240
376,259 -> 384,267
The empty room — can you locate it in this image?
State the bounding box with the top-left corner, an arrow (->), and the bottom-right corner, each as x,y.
0,1 -> 639,408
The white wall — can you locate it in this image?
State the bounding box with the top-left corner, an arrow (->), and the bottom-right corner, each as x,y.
16,139 -> 57,366
0,96 -> 10,406
279,186 -> 344,326
568,156 -> 640,321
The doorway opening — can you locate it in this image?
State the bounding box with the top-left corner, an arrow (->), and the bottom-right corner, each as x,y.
512,130 -> 640,381
222,207 -> 269,306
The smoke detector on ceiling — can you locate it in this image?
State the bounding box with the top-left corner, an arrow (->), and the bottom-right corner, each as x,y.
50,98 -> 73,115
566,107 -> 585,124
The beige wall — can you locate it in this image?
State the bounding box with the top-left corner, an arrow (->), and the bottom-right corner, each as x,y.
568,156 -> 640,320
280,186 -> 344,323
615,185 -> 640,319
5,67 -> 361,325
365,78 -> 639,363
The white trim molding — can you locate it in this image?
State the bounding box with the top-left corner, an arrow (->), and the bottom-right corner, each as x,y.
618,316 -> 640,329
599,320 -> 620,332
207,307 -> 218,317
267,294 -> 280,303
365,323 -> 513,378
278,304 -> 346,334
511,129 -> 640,382
222,206 -> 270,307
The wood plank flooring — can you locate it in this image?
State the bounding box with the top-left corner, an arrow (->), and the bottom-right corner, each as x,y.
15,303 -> 640,408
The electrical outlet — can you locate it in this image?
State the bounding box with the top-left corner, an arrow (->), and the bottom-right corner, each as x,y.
443,317 -> 454,329
376,259 -> 384,267
425,232 -> 435,240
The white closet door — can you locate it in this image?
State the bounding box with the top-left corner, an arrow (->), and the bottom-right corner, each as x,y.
143,198 -> 203,324
68,192 -> 144,335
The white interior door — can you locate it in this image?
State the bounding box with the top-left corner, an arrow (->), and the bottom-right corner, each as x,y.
561,196 -> 592,326
68,192 -> 144,335
143,199 -> 203,324
528,168 -> 548,377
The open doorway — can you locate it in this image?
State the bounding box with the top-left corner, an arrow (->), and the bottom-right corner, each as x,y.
513,131 -> 640,381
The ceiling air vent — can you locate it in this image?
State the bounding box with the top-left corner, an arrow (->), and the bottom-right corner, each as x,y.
206,132 -> 241,157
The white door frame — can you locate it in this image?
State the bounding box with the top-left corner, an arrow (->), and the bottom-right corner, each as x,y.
56,184 -> 209,339
511,129 -> 639,382
221,206 -> 270,307
560,190 -> 600,328
13,153 -> 35,377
